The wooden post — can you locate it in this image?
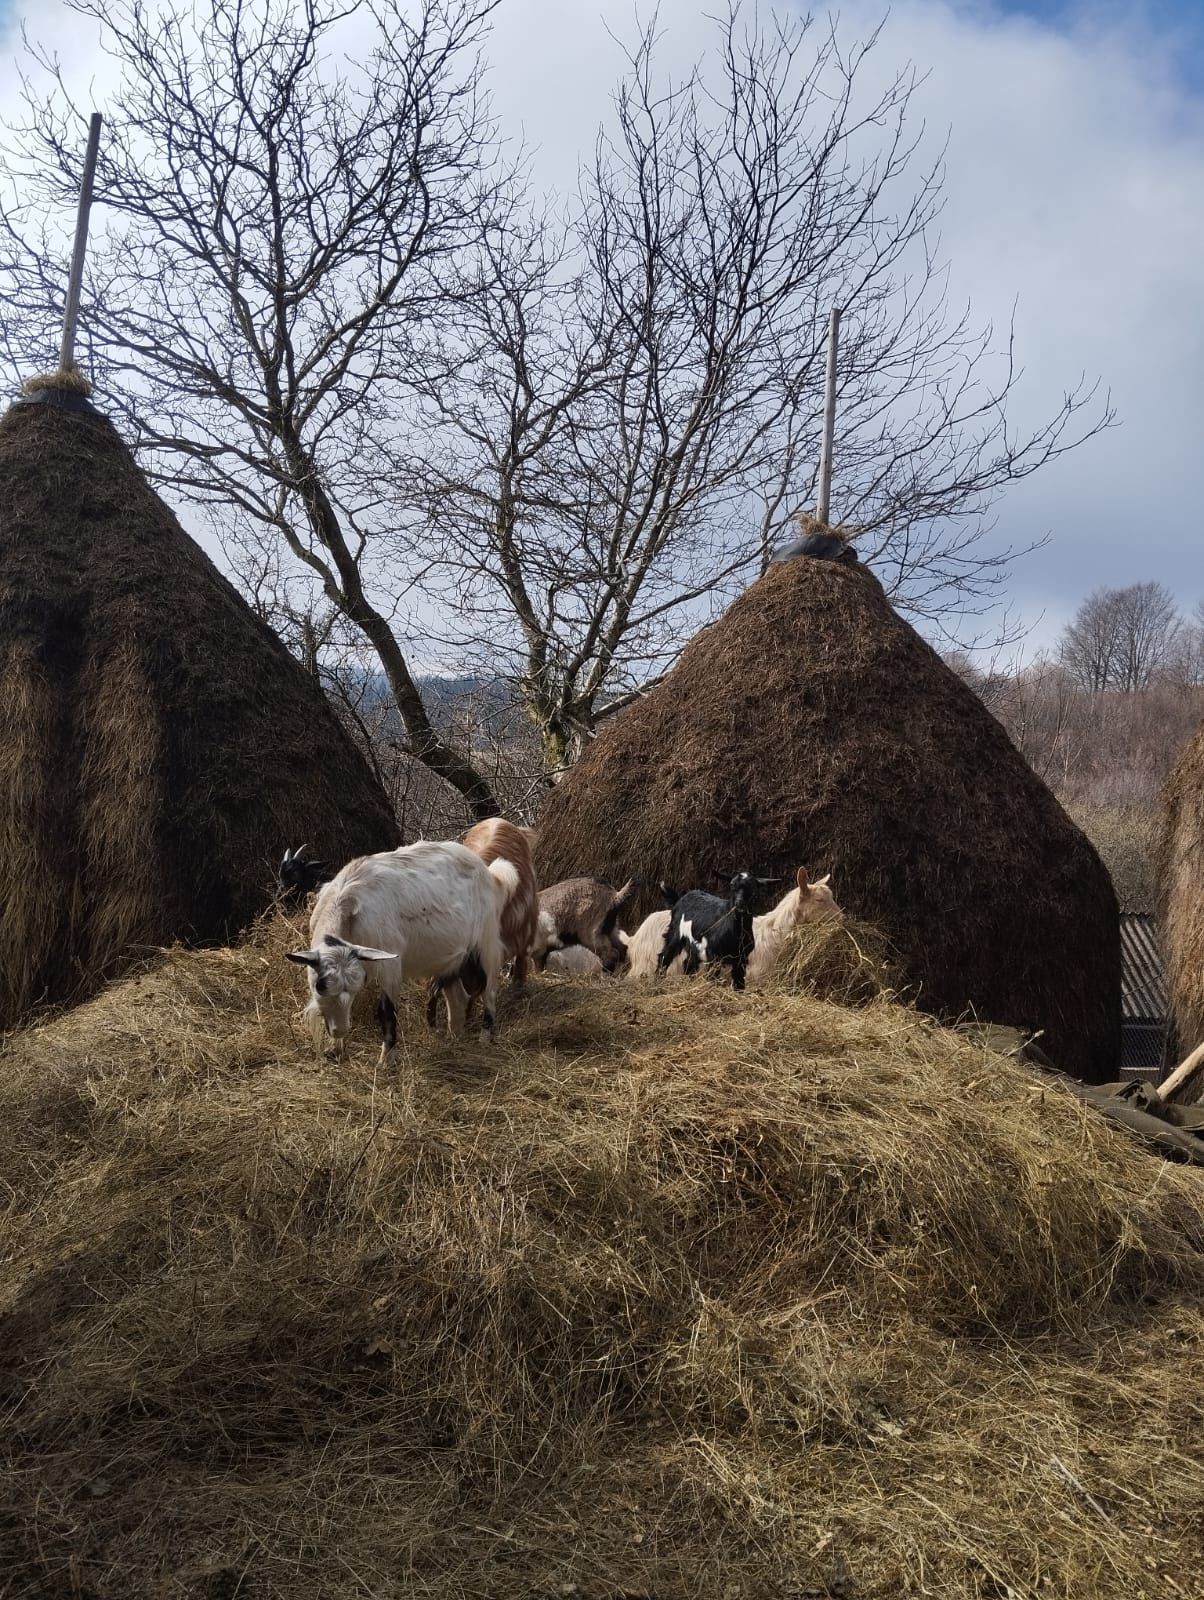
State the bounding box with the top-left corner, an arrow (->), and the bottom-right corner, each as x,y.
58,113 -> 103,374
815,304 -> 840,526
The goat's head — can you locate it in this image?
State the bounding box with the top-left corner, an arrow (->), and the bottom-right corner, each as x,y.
729,870 -> 779,905
286,934 -> 396,1041
278,844 -> 330,902
790,867 -> 843,925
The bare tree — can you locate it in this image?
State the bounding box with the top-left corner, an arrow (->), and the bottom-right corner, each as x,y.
399,9 -> 1110,764
0,0 -> 505,817
1,1 -> 1111,792
1062,583 -> 1182,693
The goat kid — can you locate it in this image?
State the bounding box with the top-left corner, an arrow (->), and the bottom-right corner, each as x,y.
544,944 -> 605,977
658,871 -> 776,991
532,876 -> 637,972
277,844 -> 330,903
287,841 -> 512,1061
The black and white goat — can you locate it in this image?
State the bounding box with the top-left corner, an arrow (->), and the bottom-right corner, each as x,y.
277,844 -> 330,903
657,871 -> 776,991
287,841 -> 513,1060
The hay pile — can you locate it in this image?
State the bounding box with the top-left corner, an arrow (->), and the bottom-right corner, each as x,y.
3,918 -> 1204,1599
535,557 -> 1120,1082
0,394 -> 398,1030
1158,721 -> 1204,1053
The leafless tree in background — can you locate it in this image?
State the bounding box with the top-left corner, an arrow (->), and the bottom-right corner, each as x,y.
1061,582 -> 1182,692
0,0 -> 1111,800
399,10 -> 1111,764
0,0 -> 507,816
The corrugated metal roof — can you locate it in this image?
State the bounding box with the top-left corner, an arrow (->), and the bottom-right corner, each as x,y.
1120,913 -> 1169,1024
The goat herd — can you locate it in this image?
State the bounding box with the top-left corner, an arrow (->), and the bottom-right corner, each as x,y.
284,820 -> 842,1061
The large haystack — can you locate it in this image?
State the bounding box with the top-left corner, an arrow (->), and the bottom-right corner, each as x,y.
1158,720 -> 1204,1053
1,922 -> 1203,1598
0,394 -> 398,1029
536,556 -> 1120,1081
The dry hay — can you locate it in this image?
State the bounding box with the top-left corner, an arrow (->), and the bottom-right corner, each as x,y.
20,366 -> 94,396
1158,720 -> 1204,1054
0,397 -> 398,1030
534,557 -> 1120,1083
767,914 -> 904,1008
2,918 -> 1204,1599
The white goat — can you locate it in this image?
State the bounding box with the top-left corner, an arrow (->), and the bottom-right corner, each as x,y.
621,910 -> 677,980
287,841 -> 514,1059
745,869 -> 841,986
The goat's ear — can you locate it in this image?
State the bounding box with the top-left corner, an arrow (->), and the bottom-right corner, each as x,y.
796,867 -> 809,890
353,945 -> 398,962
756,875 -> 780,885
814,872 -> 831,888
287,949 -> 320,967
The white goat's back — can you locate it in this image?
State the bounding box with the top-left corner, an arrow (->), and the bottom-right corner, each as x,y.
623,909 -> 680,980
311,841 -> 505,987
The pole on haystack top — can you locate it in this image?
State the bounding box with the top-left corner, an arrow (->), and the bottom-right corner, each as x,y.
58,112 -> 103,374
815,303 -> 840,526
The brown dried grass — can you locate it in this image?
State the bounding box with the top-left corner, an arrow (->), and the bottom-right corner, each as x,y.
767,914 -> 904,1007
21,366 -> 93,396
1158,722 -> 1204,1054
2,914 -> 1204,1599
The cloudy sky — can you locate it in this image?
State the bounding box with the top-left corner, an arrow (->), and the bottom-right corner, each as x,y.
1,0 -> 1201,651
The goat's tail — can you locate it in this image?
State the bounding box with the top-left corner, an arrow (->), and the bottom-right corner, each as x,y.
658,881 -> 680,908
488,858 -> 521,899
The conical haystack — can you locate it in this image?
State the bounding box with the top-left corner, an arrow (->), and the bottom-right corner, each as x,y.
0,394 -> 398,1029
1157,723 -> 1204,1055
536,557 -> 1120,1081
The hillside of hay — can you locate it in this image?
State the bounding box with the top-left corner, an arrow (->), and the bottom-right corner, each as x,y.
3,916 -> 1204,1600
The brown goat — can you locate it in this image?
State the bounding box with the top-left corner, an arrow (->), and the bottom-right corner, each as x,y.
460,819 -> 540,987
534,876 -> 637,972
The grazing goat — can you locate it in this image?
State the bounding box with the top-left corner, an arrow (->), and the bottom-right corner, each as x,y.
746,869 -> 842,986
287,841 -> 512,1060
459,818 -> 539,987
658,871 -> 775,991
544,944 -> 605,978
620,911 -> 675,981
277,844 -> 330,902
533,876 -> 637,972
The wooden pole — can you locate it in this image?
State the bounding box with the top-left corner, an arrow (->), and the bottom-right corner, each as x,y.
815,304 -> 840,526
58,113 -> 103,374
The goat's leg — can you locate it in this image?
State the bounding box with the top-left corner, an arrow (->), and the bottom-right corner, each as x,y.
730,959 -> 747,992
443,980 -> 469,1036
376,992 -> 399,1065
681,943 -> 702,977
480,963 -> 500,1043
424,978 -> 442,1029
511,951 -> 529,989
657,936 -> 684,976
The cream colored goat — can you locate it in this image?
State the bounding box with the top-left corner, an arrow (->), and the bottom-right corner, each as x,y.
745,868 -> 841,986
